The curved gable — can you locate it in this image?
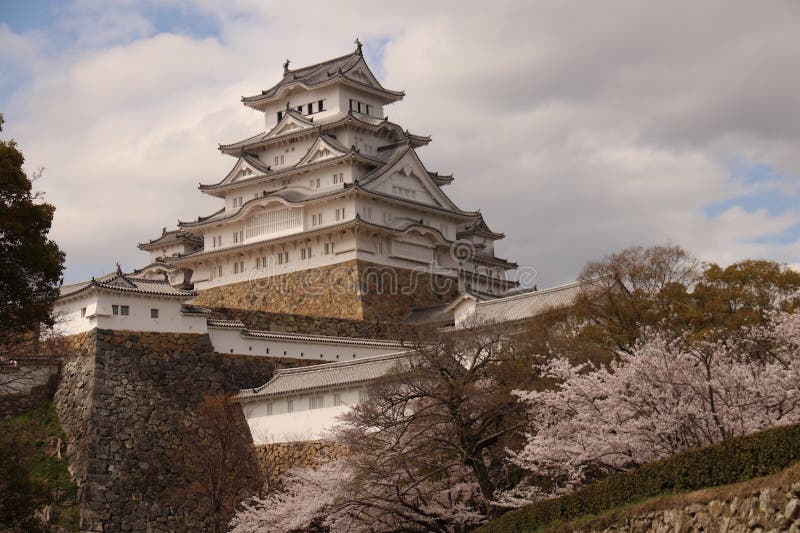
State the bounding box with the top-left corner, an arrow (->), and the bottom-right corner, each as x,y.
362,149 -> 459,211
296,135 -> 349,166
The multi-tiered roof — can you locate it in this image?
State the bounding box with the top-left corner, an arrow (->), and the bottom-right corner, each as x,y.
141,42 -> 517,297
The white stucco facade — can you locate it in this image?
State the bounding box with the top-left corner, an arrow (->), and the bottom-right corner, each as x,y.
243,388 -> 361,443
137,43 -> 517,298
56,291 -> 208,336
207,323 -> 407,362
239,352 -> 410,444
55,270 -> 206,336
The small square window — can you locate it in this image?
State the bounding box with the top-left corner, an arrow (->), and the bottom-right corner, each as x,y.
334,393 -> 342,406
80,307 -> 86,318
120,305 -> 129,316
112,305 -> 119,315
150,308 -> 159,319
287,399 -> 294,413
359,390 -> 369,402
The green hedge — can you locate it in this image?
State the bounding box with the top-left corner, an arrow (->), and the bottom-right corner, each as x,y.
479,422 -> 800,533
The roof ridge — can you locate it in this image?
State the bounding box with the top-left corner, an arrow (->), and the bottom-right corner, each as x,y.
479,279 -> 596,307
272,350 -> 412,377
288,51 -> 358,77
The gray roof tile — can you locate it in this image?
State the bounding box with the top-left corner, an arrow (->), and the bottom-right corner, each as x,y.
469,278 -> 603,324
238,351 -> 412,401
59,270 -> 196,299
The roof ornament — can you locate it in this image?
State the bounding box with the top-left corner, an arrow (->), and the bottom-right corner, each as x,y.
285,101 -> 291,111
115,262 -> 122,274
355,37 -> 363,56
283,59 -> 290,74
162,226 -> 167,235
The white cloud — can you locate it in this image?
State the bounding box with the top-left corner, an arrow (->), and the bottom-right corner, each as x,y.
2,0 -> 800,285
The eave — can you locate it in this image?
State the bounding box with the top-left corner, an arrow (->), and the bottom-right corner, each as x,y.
179,184 -> 357,229
471,253 -> 518,270
219,114 -> 430,156
170,216 -> 464,266
242,75 -> 404,110
137,232 -> 203,251
197,150 -> 382,198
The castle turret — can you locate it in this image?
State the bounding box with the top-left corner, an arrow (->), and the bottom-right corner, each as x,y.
139,42 -> 517,320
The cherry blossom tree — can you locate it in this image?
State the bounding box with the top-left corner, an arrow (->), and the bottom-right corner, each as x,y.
230,323 -> 531,531
229,454 -> 484,533
506,311 -> 800,502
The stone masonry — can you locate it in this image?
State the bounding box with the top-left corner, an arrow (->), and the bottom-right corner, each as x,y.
191,260 -> 459,321
253,440 -> 346,490
209,307 -> 417,339
587,476 -> 800,533
55,329 -> 265,532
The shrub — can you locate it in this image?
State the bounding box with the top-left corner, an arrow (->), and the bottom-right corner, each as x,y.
479,422 -> 800,533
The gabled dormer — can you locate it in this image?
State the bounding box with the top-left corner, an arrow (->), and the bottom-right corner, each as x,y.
268,107 -> 316,138
361,147 -> 462,212
296,134 -> 350,166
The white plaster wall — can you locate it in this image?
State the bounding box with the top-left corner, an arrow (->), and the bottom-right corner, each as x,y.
337,86 -> 386,120
208,327 -> 403,361
147,242 -> 190,263
194,233 -> 360,291
192,224 -> 462,291
56,297 -> 101,336
243,387 -> 364,444
261,85 -> 341,130
55,292 -> 208,335
451,298 -> 478,328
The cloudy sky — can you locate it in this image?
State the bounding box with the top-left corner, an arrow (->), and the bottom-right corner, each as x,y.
2,0 -> 799,287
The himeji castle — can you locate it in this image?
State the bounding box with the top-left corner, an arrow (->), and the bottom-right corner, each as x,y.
135,41 -> 518,320
51,42 -> 603,449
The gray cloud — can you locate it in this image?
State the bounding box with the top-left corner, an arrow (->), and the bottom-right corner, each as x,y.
3,0 -> 799,286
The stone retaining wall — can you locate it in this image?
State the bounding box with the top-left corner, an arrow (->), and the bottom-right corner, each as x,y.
254,440 -> 346,490
192,260 -> 458,321
55,329 -> 262,532
588,477 -> 800,532
210,307 -> 417,339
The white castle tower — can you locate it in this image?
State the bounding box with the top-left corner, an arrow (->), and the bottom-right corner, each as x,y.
138,41 -> 517,320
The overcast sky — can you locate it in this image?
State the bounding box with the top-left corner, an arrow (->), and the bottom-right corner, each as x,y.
2,0 -> 799,287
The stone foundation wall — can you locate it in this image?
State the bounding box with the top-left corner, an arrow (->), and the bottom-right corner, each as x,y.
220,353 -> 279,390
357,261 -> 459,321
192,260 -> 458,321
254,440 -> 346,490
54,330 -> 97,494
210,308 -> 416,339
586,474 -> 800,532
55,329 -> 261,532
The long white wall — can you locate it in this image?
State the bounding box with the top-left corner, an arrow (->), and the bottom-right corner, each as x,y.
243,387 -> 364,444
208,326 -> 404,361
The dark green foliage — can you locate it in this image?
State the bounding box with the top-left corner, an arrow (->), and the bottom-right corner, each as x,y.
0,403 -> 78,531
0,114 -> 65,332
479,423 -> 800,533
